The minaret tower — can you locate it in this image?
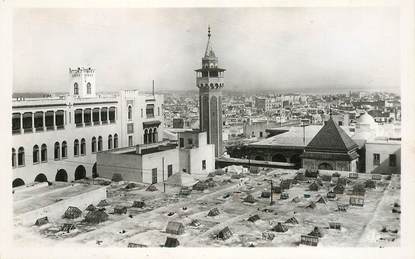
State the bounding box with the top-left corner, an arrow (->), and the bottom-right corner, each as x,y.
195,26 -> 225,157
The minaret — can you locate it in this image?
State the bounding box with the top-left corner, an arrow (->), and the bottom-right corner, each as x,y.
195,26 -> 225,157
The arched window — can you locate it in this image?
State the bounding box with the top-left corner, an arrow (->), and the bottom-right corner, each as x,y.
144,129 -> 148,144
12,148 -> 16,168
45,111 -> 54,130
41,144 -> 47,162
101,107 -> 108,123
54,142 -> 60,160
74,109 -> 83,127
148,128 -> 153,144
114,134 -> 118,148
153,128 -> 158,143
128,105 -> 132,120
93,108 -> 100,125
55,110 -> 64,129
98,136 -> 102,152
18,147 -> 25,166
84,108 -> 91,126
23,112 -> 33,133
74,82 -> 79,95
33,145 -> 39,164
108,134 -> 113,149
109,107 -> 116,123
62,141 -> 67,158
12,113 -> 21,134
92,137 -> 97,153
87,82 -> 91,94
34,111 -> 44,131
81,138 -> 86,155
74,139 -> 79,156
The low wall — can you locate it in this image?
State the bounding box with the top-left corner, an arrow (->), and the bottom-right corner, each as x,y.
14,186 -> 107,226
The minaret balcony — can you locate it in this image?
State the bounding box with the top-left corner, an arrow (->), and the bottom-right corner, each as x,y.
196,77 -> 224,85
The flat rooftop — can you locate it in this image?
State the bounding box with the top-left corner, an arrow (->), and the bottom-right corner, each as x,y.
250,125 -> 354,148
106,142 -> 178,156
13,169 -> 400,247
14,182 -> 104,215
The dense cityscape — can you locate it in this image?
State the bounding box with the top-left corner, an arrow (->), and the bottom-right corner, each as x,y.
163,90 -> 401,147
11,8 -> 402,250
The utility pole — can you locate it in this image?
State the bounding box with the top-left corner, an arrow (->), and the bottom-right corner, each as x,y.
269,180 -> 275,205
301,123 -> 308,146
303,124 -> 306,146
162,157 -> 165,193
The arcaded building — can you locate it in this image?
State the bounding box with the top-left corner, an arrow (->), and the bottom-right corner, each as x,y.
12,67 -> 163,187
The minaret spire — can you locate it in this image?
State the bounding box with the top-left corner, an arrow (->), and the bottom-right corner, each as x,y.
204,26 -> 216,58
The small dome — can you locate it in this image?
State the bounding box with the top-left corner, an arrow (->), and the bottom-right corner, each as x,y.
357,112 -> 376,126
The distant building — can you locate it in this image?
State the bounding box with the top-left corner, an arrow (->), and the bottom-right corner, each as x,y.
321,113 -> 350,126
255,97 -> 272,112
97,131 -> 214,183
196,27 -> 225,157
173,118 -> 185,128
243,119 -> 276,139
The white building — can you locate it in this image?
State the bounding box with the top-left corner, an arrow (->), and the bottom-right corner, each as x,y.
365,139 -> 401,174
12,67 -> 163,187
351,111 -> 401,174
97,130 -> 215,184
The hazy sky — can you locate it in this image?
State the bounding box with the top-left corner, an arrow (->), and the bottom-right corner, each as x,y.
13,7 -> 400,93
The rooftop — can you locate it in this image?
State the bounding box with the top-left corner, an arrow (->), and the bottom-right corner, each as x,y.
250,125 -> 325,148
106,141 -> 178,156
305,118 -> 358,153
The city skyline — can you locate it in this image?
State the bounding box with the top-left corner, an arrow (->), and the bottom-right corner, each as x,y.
14,7 -> 399,93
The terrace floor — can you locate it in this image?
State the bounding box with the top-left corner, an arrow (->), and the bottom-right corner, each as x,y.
13,169 -> 400,248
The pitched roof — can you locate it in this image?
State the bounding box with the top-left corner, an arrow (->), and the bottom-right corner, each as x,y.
305,118 -> 358,153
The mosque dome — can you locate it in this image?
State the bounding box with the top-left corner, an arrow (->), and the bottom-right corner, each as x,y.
357,112 -> 376,127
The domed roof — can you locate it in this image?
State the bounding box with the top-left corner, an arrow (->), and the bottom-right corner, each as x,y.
357,112 -> 376,126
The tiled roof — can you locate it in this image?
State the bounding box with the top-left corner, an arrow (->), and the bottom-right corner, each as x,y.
305,118 -> 358,153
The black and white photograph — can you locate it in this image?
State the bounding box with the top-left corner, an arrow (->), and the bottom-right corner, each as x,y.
1,0 -> 414,258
